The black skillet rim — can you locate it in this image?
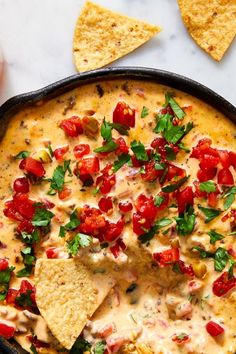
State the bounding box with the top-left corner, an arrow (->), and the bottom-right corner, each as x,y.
0,66 -> 235,354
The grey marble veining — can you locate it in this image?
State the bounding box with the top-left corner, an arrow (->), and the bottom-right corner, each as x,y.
0,0 -> 235,106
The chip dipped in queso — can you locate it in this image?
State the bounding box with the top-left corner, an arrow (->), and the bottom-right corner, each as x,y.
0,79 -> 236,354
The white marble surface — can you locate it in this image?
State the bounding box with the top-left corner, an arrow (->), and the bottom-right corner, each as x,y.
0,0 -> 235,106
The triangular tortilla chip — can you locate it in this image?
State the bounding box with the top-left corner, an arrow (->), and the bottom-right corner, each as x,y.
73,1 -> 161,72
35,258 -> 115,350
178,0 -> 236,61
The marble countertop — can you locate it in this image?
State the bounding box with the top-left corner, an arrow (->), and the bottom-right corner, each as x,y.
0,0 -> 235,106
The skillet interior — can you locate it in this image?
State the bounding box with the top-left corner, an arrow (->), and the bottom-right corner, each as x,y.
0,66 -> 236,354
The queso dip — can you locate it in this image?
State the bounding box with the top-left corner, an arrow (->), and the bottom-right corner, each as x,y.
0,79 -> 236,354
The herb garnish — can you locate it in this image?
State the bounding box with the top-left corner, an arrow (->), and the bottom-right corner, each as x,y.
162,176 -> 189,193
199,180 -> 216,193
0,266 -> 15,301
21,230 -> 40,244
175,206 -> 195,236
101,118 -> 112,141
138,217 -> 172,243
32,207 -> 54,227
165,92 -> 186,120
59,210 -> 80,237
16,247 -> 36,278
223,186 -> 236,210
208,230 -> 224,244
16,289 -> 33,307
198,205 -> 221,223
154,195 -> 164,207
94,140 -> 118,153
130,140 -> 148,162
67,233 -> 92,256
14,151 -> 30,159
165,145 -> 176,161
48,160 -> 72,195
113,153 -> 131,172
70,337 -> 91,354
94,341 -> 106,354
193,246 -> 233,272
141,106 -> 149,118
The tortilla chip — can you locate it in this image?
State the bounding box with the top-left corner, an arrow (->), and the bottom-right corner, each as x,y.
178,0 -> 236,61
73,1 -> 161,72
35,258 -> 115,350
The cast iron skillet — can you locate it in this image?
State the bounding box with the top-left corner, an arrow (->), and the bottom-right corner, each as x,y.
0,66 -> 236,354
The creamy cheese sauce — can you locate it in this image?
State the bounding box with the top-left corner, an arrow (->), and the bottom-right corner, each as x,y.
0,79 -> 236,353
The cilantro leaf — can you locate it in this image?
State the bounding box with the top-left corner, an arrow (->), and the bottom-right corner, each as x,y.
199,180 -> 216,193
153,114 -> 172,134
101,118 -> 112,141
30,344 -> 38,354
208,230 -> 224,244
110,123 -> 130,136
165,92 -> 186,120
165,145 -> 176,161
0,266 -> 15,301
162,176 -> 189,193
94,341 -> 106,354
154,162 -> 165,170
16,266 -> 33,278
223,186 -> 236,210
94,140 -> 118,153
70,337 -> 91,354
113,153 -> 131,173
130,140 -> 148,161
14,150 -> 30,159
154,195 -> 164,207
198,205 -> 221,223
16,247 -> 35,278
155,217 -> 173,230
32,208 -> 54,227
21,230 -> 40,244
214,247 -> 229,272
178,142 -> 190,153
193,246 -> 214,258
65,210 -> 80,231
138,218 -> 172,243
15,289 -> 33,307
67,233 -> 92,256
141,106 -> 149,118
48,160 -> 71,194
175,206 -> 195,236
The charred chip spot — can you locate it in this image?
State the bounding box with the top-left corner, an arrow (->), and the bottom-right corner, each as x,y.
96,84 -> 104,97
126,283 -> 138,293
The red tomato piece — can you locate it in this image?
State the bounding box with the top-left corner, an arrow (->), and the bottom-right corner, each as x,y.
191,138 -> 218,160
212,271 -> 236,297
20,157 -> 45,177
54,145 -> 69,160
229,151 -> 236,168
13,177 -> 30,194
98,197 -> 113,213
218,150 -> 230,168
17,220 -> 34,235
96,165 -> 116,194
58,186 -> 72,200
151,137 -> 167,159
97,323 -> 114,339
6,288 -> 18,305
197,167 -> 217,182
217,168 -> 234,185
135,194 -> 158,221
0,322 -> 15,339
27,334 -> 50,348
13,194 -> 35,219
106,336 -> 126,353
118,201 -> 133,213
0,258 -> 9,271
207,192 -> 218,208
206,321 -> 224,337
3,200 -> 23,222
172,333 -> 190,345
73,144 -> 90,159
153,248 -> 180,267
110,243 -> 120,258
141,160 -> 162,182
79,206 -> 106,238
59,116 -> 83,137
166,164 -> 186,182
78,156 -> 100,175
19,280 -> 36,304
113,101 -> 135,128
46,247 -> 59,259
115,137 -> 129,155
132,212 -> 152,236
104,219 -> 124,242
199,154 -> 219,169
177,260 -> 194,277
177,186 -> 194,214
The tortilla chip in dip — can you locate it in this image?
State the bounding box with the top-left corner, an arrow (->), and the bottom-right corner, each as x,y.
73,1 -> 161,72
178,0 -> 236,61
35,258 -> 115,350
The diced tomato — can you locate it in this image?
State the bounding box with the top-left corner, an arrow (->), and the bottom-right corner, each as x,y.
40,198 -> 55,210
97,323 -> 114,338
113,101 -> 135,128
46,247 -> 59,259
193,181 -> 206,198
159,106 -> 175,116
221,209 -> 236,222
197,167 -> 217,182
0,258 -> 9,271
151,137 -> 167,159
104,219 -> 124,242
207,192 -> 218,208
141,160 -> 162,182
79,206 -> 106,238
229,151 -> 236,168
206,321 -> 224,337
6,288 -> 18,305
172,333 -> 190,345
132,212 -> 152,236
177,186 -> 194,214
191,138 -> 218,160
212,271 -> 236,297
96,164 -> 116,194
0,322 -> 15,339
153,248 -> 180,267
176,260 -> 194,277
110,243 -> 120,258
13,194 -> 35,219
116,238 -> 126,251
13,177 -> 30,194
130,154 -> 142,167
106,336 -> 127,353
217,168 -> 234,185
98,197 -> 113,213
3,200 -> 23,222
27,334 -> 49,348
54,145 -> 69,160
166,164 -> 186,182
118,201 -> 133,213
135,194 -> 158,221
59,116 -> 83,137
115,137 -> 129,155
199,155 -> 219,169
58,186 -> 72,200
77,156 -> 100,176
218,150 -> 230,168
73,144 -> 90,159
19,157 -> 45,177
19,280 -> 36,304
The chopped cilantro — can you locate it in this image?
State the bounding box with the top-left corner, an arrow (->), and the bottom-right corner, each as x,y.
110,122 -> 130,136
130,140 -> 148,161
141,106 -> 149,118
30,344 -> 38,354
175,206 -> 195,236
138,217 -> 172,244
193,246 -> 214,258
94,341 -> 106,354
155,217 -> 173,230
70,337 -> 91,354
165,92 -> 186,120
208,230 -> 224,244
113,153 -> 131,173
154,195 -> 164,207
59,210 -> 80,237
153,113 -> 172,134
198,205 -> 221,223
223,186 -> 236,210
178,142 -> 190,153
101,118 -> 112,141
15,289 -> 33,307
47,144 -> 54,159
14,150 -> 30,159
32,207 -> 54,227
16,267 -> 33,278
193,246 -> 232,272
16,247 -> 35,278
162,176 -> 189,193
154,162 -> 165,170
67,233 -> 92,256
21,230 -> 40,244
48,160 -> 72,194
165,145 -> 176,161
0,266 -> 15,301
94,140 -> 118,153
199,180 -> 216,193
